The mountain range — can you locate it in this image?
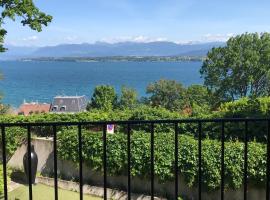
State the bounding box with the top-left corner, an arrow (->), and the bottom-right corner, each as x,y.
0,41 -> 224,60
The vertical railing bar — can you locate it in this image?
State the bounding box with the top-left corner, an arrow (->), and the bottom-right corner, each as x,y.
1,126 -> 8,200
27,125 -> 33,200
78,124 -> 83,200
221,121 -> 225,200
198,121 -> 202,200
174,122 -> 179,200
244,120 -> 248,200
127,124 -> 131,200
103,123 -> 107,200
150,123 -> 154,200
53,125 -> 58,200
267,120 -> 270,200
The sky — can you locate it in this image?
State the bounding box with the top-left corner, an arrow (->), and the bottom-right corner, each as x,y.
3,0 -> 270,46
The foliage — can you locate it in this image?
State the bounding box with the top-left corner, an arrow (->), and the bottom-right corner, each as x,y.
0,127 -> 26,159
0,166 -> 11,196
186,85 -> 212,115
200,33 -> 270,105
219,97 -> 270,117
0,104 -> 10,115
0,0 -> 52,112
87,85 -> 117,111
146,79 -> 188,111
187,85 -> 210,106
128,104 -> 182,133
0,0 -> 52,52
57,128 -> 267,191
118,86 -> 138,109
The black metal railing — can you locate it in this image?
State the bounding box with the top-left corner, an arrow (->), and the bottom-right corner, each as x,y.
1,118 -> 270,200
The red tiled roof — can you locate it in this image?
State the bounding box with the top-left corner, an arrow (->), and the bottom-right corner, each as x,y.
18,103 -> 51,116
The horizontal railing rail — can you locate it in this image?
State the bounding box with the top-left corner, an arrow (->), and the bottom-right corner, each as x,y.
1,118 -> 270,200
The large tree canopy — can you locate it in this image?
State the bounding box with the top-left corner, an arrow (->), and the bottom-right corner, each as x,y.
146,79 -> 187,111
88,85 -> 117,111
200,33 -> 270,103
0,0 -> 52,51
0,0 -> 52,113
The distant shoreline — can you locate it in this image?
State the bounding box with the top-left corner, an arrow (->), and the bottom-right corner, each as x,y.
18,56 -> 205,62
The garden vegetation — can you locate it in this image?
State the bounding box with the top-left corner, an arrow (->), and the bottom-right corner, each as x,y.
2,33 -> 270,198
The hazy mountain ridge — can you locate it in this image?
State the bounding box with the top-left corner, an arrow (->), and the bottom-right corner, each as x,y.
0,41 -> 224,60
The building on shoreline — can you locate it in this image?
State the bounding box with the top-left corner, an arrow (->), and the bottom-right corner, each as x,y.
18,101 -> 51,116
50,95 -> 87,113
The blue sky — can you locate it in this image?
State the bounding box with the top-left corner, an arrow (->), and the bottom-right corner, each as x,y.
3,0 -> 270,46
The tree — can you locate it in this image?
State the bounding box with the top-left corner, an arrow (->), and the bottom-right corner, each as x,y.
186,84 -> 212,115
88,85 -> 117,111
0,0 -> 52,52
0,1 -> 52,114
187,85 -> 210,106
146,79 -> 187,111
200,33 -> 270,104
118,86 -> 138,109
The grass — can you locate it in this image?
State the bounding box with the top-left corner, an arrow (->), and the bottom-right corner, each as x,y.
7,184 -> 102,200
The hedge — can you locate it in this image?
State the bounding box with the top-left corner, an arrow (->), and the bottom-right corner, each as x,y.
57,128 -> 267,191
0,166 -> 11,197
0,106 -> 183,155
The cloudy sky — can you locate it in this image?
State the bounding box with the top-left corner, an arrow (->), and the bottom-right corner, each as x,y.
3,0 -> 270,46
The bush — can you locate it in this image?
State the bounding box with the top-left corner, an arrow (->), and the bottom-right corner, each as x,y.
0,166 -> 11,196
57,128 -> 267,191
1,127 -> 26,157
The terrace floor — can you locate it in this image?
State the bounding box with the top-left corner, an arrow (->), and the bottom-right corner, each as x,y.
7,183 -> 102,200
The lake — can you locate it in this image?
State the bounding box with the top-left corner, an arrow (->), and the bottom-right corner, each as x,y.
0,61 -> 203,107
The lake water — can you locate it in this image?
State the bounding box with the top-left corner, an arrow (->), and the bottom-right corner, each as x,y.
0,61 -> 203,107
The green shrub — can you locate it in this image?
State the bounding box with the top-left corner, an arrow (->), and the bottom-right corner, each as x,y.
2,127 -> 26,156
57,128 -> 267,191
0,166 -> 11,196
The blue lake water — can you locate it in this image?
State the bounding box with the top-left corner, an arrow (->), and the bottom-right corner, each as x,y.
0,61 -> 203,107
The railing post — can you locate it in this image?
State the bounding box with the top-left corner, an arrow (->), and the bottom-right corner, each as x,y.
103,124 -> 107,200
244,121 -> 248,200
53,125 -> 58,200
27,125 -> 33,200
127,124 -> 131,200
198,121 -> 202,200
267,120 -> 270,200
174,122 -> 179,200
78,124 -> 83,200
150,123 -> 154,200
1,126 -> 7,200
221,121 -> 225,200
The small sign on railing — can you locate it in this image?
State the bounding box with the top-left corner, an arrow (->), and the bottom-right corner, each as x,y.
107,124 -> 114,134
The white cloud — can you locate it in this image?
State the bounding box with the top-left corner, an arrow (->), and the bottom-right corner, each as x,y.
22,36 -> 38,42
100,35 -> 169,43
202,33 -> 235,42
65,36 -> 78,42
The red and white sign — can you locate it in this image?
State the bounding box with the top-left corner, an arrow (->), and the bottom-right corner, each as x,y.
107,124 -> 115,134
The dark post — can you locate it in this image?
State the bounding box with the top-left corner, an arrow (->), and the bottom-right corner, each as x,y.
244,121 -> 248,200
78,124 -> 83,200
174,122 -> 179,200
221,121 -> 225,200
27,125 -> 33,200
198,122 -> 202,200
103,124 -> 107,200
267,120 -> 270,200
127,124 -> 131,200
1,126 -> 7,200
150,123 -> 154,200
53,125 -> 58,200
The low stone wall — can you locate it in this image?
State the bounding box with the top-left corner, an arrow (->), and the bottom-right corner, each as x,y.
7,138 -> 266,200
8,137 -> 54,172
